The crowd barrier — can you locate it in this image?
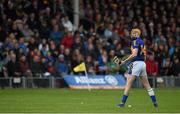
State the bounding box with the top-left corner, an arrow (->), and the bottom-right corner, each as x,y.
0,75 -> 180,89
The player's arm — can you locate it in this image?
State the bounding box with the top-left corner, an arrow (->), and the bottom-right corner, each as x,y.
112,49 -> 138,65
121,48 -> 138,64
112,55 -> 130,65
113,40 -> 138,65
120,40 -> 138,65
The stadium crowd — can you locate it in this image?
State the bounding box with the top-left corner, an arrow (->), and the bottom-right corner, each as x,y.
0,0 -> 179,81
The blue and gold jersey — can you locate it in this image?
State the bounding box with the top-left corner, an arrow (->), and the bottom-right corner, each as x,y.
131,37 -> 146,62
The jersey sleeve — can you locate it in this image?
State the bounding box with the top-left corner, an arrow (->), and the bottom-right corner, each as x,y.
132,40 -> 139,49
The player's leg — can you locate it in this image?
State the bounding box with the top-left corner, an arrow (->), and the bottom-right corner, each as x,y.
117,61 -> 140,107
140,62 -> 158,107
124,75 -> 136,95
118,75 -> 136,107
140,76 -> 158,107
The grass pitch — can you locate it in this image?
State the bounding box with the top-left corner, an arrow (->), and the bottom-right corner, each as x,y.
0,88 -> 180,113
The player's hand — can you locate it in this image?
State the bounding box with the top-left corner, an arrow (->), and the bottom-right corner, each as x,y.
120,60 -> 125,66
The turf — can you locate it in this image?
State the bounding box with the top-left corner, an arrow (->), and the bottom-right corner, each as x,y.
0,88 -> 180,113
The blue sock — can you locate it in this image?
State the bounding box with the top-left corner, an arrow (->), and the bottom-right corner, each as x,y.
121,95 -> 128,104
147,88 -> 157,104
150,95 -> 157,103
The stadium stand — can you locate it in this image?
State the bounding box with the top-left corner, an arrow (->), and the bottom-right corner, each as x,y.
0,0 -> 179,81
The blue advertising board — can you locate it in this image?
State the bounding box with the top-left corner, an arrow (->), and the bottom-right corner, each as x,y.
63,75 -> 126,89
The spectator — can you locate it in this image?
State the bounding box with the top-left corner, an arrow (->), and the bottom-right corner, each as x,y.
98,50 -> 108,74
28,37 -> 38,51
61,31 -> 73,49
104,23 -> 113,39
27,13 -> 39,30
7,53 -> 21,77
29,55 -> 42,77
84,36 -> 96,58
61,15 -> 73,32
39,39 -> 49,56
39,21 -> 50,39
7,53 -> 21,88
162,57 -> 173,76
168,38 -> 176,57
172,57 -> 180,76
72,32 -> 83,50
71,49 -> 84,74
107,49 -> 119,74
49,25 -> 63,44
64,48 -> 71,63
146,54 -> 158,76
0,55 -> 7,89
19,55 -> 34,88
46,51 -> 55,62
0,0 -> 179,77
85,55 -> 95,75
47,61 -> 57,76
55,54 -> 69,76
18,37 -> 27,54
19,55 -> 32,77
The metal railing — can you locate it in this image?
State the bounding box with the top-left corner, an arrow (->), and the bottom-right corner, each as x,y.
0,77 -> 65,89
133,76 -> 180,88
0,76 -> 180,89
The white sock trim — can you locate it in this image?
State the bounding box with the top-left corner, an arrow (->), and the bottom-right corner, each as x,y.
147,88 -> 155,96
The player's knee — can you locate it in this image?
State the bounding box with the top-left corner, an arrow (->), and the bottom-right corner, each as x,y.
127,80 -> 134,86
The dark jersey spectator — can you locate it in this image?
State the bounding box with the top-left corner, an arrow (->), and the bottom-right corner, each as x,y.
29,55 -> 42,77
172,58 -> 180,76
7,54 -> 21,77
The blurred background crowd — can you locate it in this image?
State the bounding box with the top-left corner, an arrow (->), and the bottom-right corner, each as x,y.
0,0 -> 179,79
